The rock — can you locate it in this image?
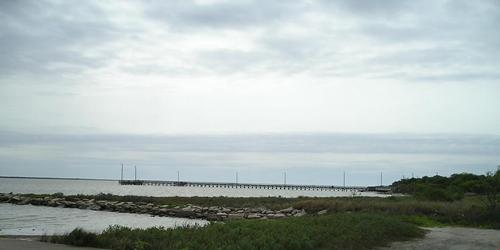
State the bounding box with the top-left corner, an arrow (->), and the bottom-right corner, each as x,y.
206,214 -> 222,221
247,213 -> 262,219
273,213 -> 286,218
181,207 -> 195,212
29,198 -> 45,206
294,210 -> 307,217
317,209 -> 328,215
249,208 -> 260,213
228,213 -> 245,220
10,196 -> 22,203
221,208 -> 231,213
175,209 -> 196,218
17,198 -> 31,205
279,207 -> 294,213
0,194 -> 10,202
88,204 -> 102,211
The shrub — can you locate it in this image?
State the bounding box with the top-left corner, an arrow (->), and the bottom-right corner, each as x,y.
48,214 -> 424,250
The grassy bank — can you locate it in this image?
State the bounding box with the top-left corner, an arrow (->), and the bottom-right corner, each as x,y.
45,213 -> 424,250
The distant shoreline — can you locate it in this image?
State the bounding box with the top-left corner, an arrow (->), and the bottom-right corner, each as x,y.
0,176 -> 117,181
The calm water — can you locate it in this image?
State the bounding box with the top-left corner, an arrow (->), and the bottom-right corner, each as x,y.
0,204 -> 207,235
0,177 -> 384,197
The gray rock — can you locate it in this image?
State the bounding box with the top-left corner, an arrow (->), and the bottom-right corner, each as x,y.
279,207 -> 294,213
17,198 -> 31,205
228,213 -> 245,220
294,210 -> 307,217
317,209 -> 328,215
175,209 -> 196,218
182,207 -> 195,212
10,196 -> 22,203
247,213 -> 262,219
88,205 -> 102,211
273,213 -> 286,218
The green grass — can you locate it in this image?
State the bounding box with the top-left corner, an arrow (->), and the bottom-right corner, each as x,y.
400,215 -> 447,227
46,213 -> 425,250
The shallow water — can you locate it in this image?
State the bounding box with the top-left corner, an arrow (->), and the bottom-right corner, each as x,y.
0,177 -> 385,197
0,203 -> 207,236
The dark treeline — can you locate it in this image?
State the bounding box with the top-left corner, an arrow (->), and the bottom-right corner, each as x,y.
391,168 -> 500,205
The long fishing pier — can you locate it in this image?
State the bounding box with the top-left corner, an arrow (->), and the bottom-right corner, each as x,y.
119,180 -> 366,192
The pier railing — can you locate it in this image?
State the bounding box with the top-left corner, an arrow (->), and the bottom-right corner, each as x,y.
119,179 -> 367,192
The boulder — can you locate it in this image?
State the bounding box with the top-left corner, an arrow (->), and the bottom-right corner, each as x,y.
216,212 -> 228,217
175,209 -> 196,218
0,194 -> 9,202
208,206 -> 219,212
29,198 -> 45,206
246,213 -> 262,219
221,208 -> 231,213
294,210 -> 307,217
181,206 -> 195,212
17,198 -> 31,205
10,196 -> 22,203
273,213 -> 286,218
317,209 -> 328,215
228,213 -> 245,220
88,204 -> 102,211
279,207 -> 294,213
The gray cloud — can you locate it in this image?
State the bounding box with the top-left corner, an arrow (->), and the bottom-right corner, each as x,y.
144,0 -> 307,30
1,131 -> 499,155
2,0 -> 499,82
0,0 -> 118,77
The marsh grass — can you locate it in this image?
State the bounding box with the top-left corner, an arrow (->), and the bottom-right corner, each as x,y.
47,213 -> 424,250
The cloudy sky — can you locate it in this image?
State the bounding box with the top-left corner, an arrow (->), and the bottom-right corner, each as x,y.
1,0 -> 499,185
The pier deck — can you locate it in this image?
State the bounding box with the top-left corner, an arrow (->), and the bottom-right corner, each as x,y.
119,180 -> 366,192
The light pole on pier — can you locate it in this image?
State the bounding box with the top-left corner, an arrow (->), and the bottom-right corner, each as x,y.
343,171 -> 346,187
121,164 -> 123,181
134,166 -> 137,181
380,172 -> 383,186
283,171 -> 287,185
177,171 -> 180,183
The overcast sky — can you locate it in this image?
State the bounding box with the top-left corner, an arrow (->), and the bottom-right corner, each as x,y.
1,0 -> 499,185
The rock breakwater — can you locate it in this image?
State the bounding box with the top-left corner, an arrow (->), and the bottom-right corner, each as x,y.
0,193 -> 306,221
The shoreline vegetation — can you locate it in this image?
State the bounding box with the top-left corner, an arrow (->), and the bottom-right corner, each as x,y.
3,169 -> 499,249
43,214 -> 425,250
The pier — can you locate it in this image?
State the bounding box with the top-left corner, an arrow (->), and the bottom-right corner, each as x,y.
119,179 -> 366,192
